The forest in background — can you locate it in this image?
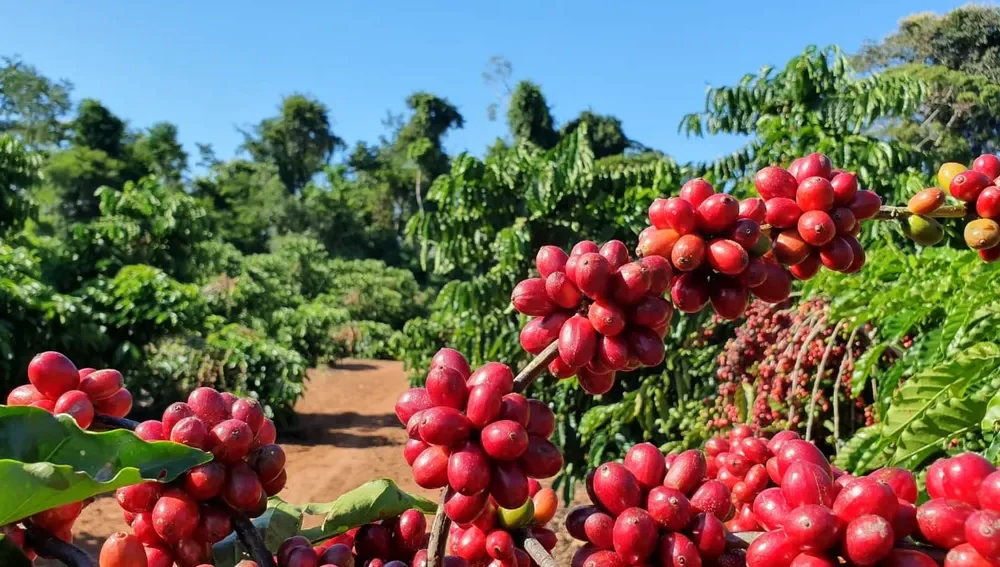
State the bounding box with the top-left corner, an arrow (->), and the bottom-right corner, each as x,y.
2,4 -> 999,487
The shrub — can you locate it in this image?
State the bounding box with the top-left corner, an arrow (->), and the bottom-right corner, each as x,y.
78,264 -> 207,366
334,320 -> 400,360
133,324 -> 308,423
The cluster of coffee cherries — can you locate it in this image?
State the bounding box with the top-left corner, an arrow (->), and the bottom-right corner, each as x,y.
736,433 -> 918,567
513,240 -> 672,391
7,350 -> 133,428
276,508 -> 432,567
395,349 -> 562,524
756,153 -> 876,280
447,481 -> 559,566
934,155 -> 1000,263
912,452 -> 1000,566
115,387 -> 285,566
639,178 -> 792,320
1,351 -> 133,560
699,425 -> 781,536
567,441 -> 741,567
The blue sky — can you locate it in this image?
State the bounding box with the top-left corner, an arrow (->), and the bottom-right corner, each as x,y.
0,1 -> 975,167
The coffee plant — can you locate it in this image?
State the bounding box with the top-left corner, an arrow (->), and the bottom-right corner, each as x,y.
5,149 -> 1000,567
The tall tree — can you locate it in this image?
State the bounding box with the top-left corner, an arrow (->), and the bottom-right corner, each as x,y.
241,94 -> 343,194
561,110 -> 630,159
348,92 -> 464,222
507,81 -> 558,149
393,92 -> 464,212
681,45 -> 930,205
191,159 -> 289,253
131,122 -> 187,184
854,5 -> 1000,159
73,99 -> 125,158
0,56 -> 73,148
0,135 -> 41,235
856,5 -> 1000,81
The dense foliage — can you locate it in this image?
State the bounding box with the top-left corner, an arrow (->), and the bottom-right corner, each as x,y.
0,64 -> 431,421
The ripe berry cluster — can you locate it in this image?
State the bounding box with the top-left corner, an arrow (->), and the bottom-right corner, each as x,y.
115,386 -> 285,567
0,501 -> 93,562
276,508 -> 431,567
1,351 -> 133,560
757,153 -> 876,280
742,432 -> 925,567
702,425 -> 780,537
7,350 -> 133,428
915,452 -> 1000,565
940,155 -> 1000,262
395,349 -> 562,524
566,442 -> 739,567
513,240 -> 673,392
709,299 -> 870,433
638,178 -> 789,320
447,481 -> 559,566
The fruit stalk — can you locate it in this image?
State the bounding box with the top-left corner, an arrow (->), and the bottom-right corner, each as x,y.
227,504 -> 279,567
517,529 -> 559,567
426,491 -> 450,567
785,317 -> 828,424
24,524 -> 96,567
805,320 -> 847,442
91,413 -> 139,431
759,204 -> 972,232
831,325 -> 860,453
512,340 -> 561,394
874,204 -> 970,220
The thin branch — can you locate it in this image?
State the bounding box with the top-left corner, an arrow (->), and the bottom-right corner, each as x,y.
227,505 -> 278,567
512,341 -> 560,394
832,325 -> 861,454
786,317 -> 828,425
872,204 -> 970,220
760,204 -> 971,233
92,414 -> 139,431
24,524 -> 96,567
806,320 -> 846,442
517,531 -> 558,567
426,491 -> 451,567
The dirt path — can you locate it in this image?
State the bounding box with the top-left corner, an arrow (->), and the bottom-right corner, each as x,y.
66,359 -> 586,564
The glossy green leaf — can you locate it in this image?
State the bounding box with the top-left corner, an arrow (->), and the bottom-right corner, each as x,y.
0,405 -> 211,524
833,424 -> 890,474
212,498 -> 303,567
883,343 -> 1000,439
293,479 -> 437,542
983,390 -> 1000,435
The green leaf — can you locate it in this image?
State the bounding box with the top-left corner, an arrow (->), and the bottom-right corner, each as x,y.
883,343 -> 1000,439
833,424 -> 890,474
983,390 -> 1000,435
0,535 -> 30,567
985,435 -> 1000,465
851,343 -> 887,397
212,497 -> 303,567
295,479 -> 437,542
0,405 -> 211,524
